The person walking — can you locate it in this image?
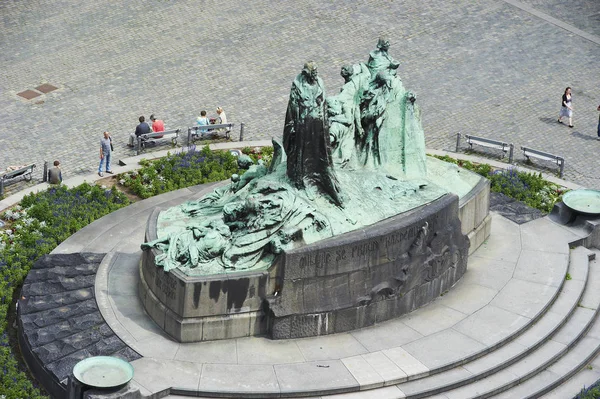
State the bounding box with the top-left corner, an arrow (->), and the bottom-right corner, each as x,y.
98,131 -> 114,177
597,104 -> 600,141
47,160 -> 62,184
150,114 -> 165,133
558,87 -> 573,128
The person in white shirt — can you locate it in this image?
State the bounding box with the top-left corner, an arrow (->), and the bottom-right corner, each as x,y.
216,107 -> 227,124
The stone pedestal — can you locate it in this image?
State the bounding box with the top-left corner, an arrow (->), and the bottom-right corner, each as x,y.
267,193 -> 470,339
140,208 -> 271,342
140,188 -> 485,341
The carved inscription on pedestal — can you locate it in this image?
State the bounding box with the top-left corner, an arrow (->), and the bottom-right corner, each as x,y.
152,269 -> 176,301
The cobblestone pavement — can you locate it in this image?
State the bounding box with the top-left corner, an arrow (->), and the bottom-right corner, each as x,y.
1,0 -> 599,188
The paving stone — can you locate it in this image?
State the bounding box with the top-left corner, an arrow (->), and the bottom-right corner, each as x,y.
275,360 -> 359,395
402,329 -> 487,369
459,256 -> 517,291
453,305 -> 530,346
361,351 -> 408,385
400,303 -> 468,336
341,355 -> 384,390
435,281 -> 498,315
174,339 -> 237,364
236,337 -> 305,365
350,319 -> 423,352
381,347 -> 430,378
131,358 -> 202,394
490,278 -> 557,318
512,249 -> 569,288
296,333 -> 369,362
520,218 -> 580,254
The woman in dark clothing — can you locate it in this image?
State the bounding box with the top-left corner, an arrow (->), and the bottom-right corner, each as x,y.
558,87 -> 573,128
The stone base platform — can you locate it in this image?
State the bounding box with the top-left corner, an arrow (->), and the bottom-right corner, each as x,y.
19,182 -> 600,398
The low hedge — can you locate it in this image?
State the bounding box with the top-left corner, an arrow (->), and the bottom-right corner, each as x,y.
0,184 -> 130,399
432,154 -> 567,213
120,145 -> 273,199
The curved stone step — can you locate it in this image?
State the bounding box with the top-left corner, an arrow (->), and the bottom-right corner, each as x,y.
433,248 -> 600,398
142,245 -> 586,399
319,246 -> 593,399
366,246 -> 592,398
539,354 -> 600,399
104,214 -> 579,398
502,252 -> 600,399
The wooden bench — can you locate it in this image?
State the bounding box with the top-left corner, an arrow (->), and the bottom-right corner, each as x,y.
0,163 -> 36,196
521,146 -> 565,177
136,129 -> 181,155
457,133 -> 514,162
187,123 -> 234,144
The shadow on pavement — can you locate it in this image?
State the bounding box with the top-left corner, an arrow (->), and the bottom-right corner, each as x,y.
539,117 -> 560,125
571,131 -> 596,141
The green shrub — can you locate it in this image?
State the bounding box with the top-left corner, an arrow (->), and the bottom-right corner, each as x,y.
0,183 -> 130,399
431,154 -> 566,214
576,385 -> 600,399
120,145 -> 240,199
120,145 -> 273,199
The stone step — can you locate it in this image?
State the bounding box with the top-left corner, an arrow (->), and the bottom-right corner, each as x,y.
437,249 -> 600,399
130,220 -> 586,399
249,247 -> 594,399
381,246 -> 593,398
539,354 -> 600,399
504,252 -> 600,399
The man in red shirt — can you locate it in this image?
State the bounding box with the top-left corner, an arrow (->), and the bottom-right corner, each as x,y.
150,114 -> 165,133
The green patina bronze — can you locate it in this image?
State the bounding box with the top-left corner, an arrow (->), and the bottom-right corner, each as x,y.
142,39 -> 473,275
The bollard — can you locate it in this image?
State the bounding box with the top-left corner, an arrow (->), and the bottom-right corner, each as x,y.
187,127 -> 192,146
239,122 -> 245,142
455,132 -> 460,152
508,144 -> 514,164
136,136 -> 141,156
43,161 -> 48,182
559,157 -> 565,178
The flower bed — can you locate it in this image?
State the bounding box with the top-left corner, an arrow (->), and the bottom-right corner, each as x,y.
0,184 -> 130,399
0,145 -> 273,398
119,145 -> 273,199
432,155 -> 567,213
577,382 -> 600,399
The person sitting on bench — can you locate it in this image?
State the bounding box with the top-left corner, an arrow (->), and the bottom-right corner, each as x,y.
129,116 -> 151,147
196,110 -> 210,136
150,114 -> 165,134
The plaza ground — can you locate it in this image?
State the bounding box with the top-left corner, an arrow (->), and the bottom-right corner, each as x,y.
1,0 -> 599,187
